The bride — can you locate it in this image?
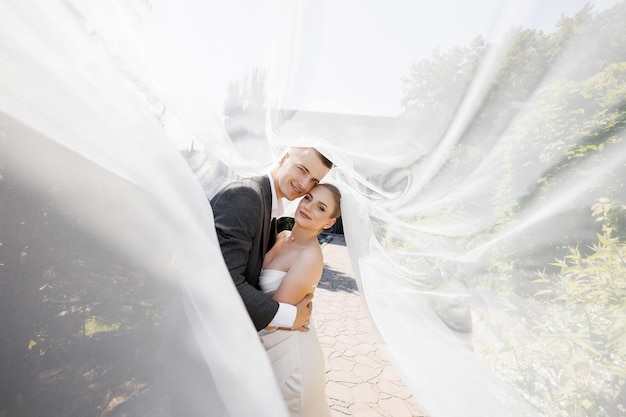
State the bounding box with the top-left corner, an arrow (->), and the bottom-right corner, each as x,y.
258,183 -> 341,417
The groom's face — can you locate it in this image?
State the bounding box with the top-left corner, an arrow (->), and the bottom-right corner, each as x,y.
274,149 -> 330,201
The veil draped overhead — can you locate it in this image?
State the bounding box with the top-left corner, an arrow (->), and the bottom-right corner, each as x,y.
1,1 -> 625,417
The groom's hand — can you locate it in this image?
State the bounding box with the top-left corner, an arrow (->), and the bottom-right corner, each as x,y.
292,293 -> 314,332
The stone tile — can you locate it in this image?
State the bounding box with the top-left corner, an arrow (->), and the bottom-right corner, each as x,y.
353,363 -> 382,381
329,356 -> 355,372
378,365 -> 406,383
378,397 -> 419,417
350,383 -> 379,404
348,403 -> 383,417
376,379 -> 414,399
327,369 -> 363,385
329,404 -> 351,416
326,380 -> 355,403
355,342 -> 378,355
353,353 -> 386,368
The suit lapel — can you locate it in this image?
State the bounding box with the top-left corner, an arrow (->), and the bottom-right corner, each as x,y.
258,175 -> 275,254
268,218 -> 277,249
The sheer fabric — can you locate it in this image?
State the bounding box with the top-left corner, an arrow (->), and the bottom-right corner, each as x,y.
1,1 -> 625,417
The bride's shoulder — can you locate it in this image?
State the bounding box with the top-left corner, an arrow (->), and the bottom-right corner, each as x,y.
277,230 -> 290,239
301,241 -> 323,264
287,244 -> 323,280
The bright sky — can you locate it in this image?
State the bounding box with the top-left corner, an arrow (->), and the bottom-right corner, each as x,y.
161,0 -> 622,117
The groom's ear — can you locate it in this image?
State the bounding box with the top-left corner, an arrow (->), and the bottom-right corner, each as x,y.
279,152 -> 289,166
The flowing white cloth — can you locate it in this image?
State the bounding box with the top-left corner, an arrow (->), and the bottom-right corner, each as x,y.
0,2 -> 288,416
258,270 -> 331,417
1,1 -> 625,417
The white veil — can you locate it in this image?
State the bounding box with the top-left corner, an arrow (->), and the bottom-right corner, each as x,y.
1,1 -> 625,416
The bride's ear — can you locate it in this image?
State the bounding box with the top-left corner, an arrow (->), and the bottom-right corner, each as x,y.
323,218 -> 336,230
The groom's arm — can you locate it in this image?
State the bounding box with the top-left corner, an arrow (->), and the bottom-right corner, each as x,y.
269,303 -> 296,328
211,185 -> 279,330
269,301 -> 314,332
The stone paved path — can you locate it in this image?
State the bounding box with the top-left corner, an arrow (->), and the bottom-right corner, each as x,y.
316,234 -> 426,417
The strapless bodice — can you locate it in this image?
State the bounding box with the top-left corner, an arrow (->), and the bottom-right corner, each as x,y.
259,269 -> 287,295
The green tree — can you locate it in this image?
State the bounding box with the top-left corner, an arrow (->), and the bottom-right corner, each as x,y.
399,4 -> 626,415
0,124 -> 167,416
401,37 -> 486,129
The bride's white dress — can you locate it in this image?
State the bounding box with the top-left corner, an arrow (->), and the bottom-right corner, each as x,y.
258,269 -> 332,417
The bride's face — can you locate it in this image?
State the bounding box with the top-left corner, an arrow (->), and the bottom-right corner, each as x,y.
294,186 -> 337,231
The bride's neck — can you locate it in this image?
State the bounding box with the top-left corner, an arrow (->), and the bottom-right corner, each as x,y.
288,225 -> 318,244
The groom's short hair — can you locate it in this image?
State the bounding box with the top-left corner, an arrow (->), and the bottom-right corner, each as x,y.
291,147 -> 333,169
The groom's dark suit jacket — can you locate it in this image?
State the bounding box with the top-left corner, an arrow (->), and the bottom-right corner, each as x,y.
210,175 -> 279,330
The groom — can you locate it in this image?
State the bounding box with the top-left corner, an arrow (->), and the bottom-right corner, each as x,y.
211,146 -> 333,331
161,147 -> 332,417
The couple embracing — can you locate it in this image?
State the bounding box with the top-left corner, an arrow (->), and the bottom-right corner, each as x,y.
164,147 -> 341,417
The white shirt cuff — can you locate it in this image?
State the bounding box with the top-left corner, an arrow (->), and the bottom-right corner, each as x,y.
269,302 -> 296,328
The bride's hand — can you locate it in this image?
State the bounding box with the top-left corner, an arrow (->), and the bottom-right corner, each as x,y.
293,323 -> 311,332
292,293 -> 314,332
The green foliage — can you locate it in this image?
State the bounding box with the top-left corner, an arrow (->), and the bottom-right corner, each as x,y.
592,199 -> 626,242
398,3 -> 626,416
277,216 -> 295,233
475,214 -> 626,416
401,2 -> 626,159
528,228 -> 626,416
498,61 -> 626,213
0,169 -> 167,416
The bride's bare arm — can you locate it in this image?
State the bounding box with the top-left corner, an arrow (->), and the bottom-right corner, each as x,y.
272,248 -> 323,306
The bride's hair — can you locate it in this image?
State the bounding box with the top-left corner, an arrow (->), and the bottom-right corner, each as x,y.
316,183 -> 342,218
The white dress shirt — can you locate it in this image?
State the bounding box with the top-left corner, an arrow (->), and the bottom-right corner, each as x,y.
267,173 -> 297,328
